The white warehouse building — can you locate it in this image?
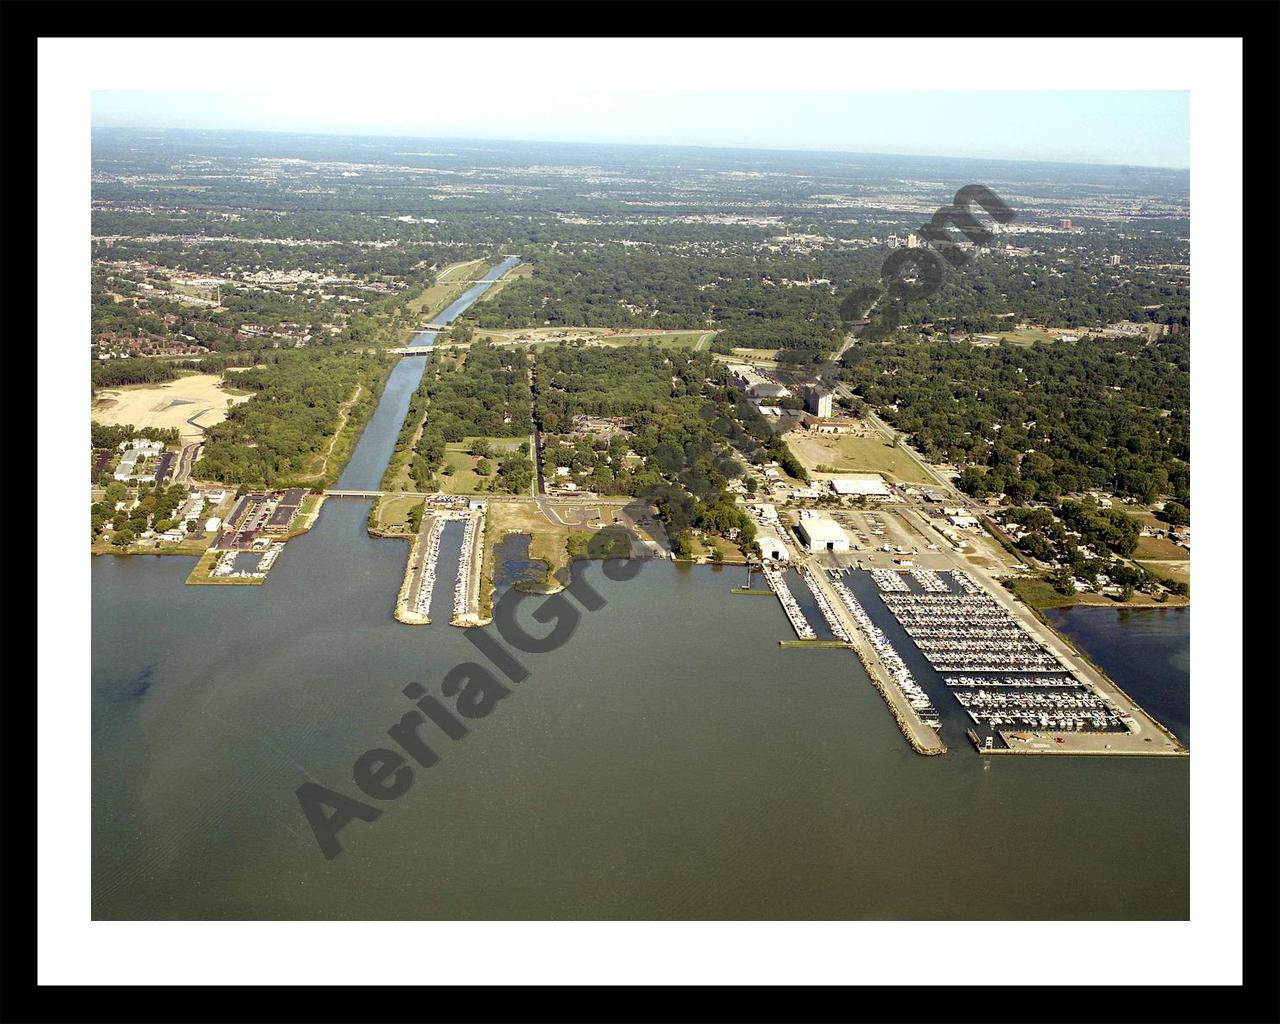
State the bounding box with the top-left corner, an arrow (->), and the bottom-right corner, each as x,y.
757,526 -> 790,562
829,473 -> 891,498
796,516 -> 850,554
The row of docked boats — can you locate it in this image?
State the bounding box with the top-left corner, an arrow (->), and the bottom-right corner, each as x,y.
415,509 -> 482,619
909,568 -> 950,593
880,590 -> 1066,674
453,510 -> 482,618
414,518 -> 443,616
800,568 -> 852,643
870,568 -> 909,593
762,566 -> 816,639
209,544 -> 283,580
944,674 -> 1078,688
956,704 -> 1124,733
828,576 -> 941,730
874,571 -> 1127,734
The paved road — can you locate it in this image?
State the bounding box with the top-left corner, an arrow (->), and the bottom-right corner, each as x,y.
174,441 -> 202,483
532,428 -> 546,495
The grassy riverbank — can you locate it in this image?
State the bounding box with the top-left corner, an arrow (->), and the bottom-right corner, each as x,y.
1005,575 -> 1189,611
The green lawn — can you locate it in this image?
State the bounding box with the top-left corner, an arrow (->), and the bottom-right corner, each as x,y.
1137,560 -> 1191,585
1007,574 -> 1186,610
788,431 -> 932,484
437,438 -> 526,495
1134,534 -> 1189,560
969,326 -> 1077,346
376,495 -> 424,531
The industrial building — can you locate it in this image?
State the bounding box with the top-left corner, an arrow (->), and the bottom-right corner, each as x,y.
757,527 -> 790,562
796,513 -> 850,553
828,474 -> 891,498
805,386 -> 834,419
749,382 -> 792,401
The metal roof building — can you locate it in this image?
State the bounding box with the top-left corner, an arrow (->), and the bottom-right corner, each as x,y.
796,516 -> 850,553
757,526 -> 790,561
829,474 -> 890,497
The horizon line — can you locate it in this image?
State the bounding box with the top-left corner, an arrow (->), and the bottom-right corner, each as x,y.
90,123 -> 1191,174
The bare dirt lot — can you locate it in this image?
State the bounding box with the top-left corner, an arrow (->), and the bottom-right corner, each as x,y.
92,374 -> 249,443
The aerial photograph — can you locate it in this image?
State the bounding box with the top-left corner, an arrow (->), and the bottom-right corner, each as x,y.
87,87 -> 1192,923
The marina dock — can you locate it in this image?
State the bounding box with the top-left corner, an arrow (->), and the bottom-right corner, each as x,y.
776,565 -> 945,755
869,568 -> 1186,756
761,566 -> 816,639
392,497 -> 486,627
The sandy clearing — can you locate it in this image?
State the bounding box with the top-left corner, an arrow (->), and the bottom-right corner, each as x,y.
92,374 -> 250,443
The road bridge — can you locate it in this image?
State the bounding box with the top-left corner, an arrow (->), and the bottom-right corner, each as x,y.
324,489 -> 412,499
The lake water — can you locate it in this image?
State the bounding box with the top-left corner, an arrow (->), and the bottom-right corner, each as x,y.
90,547 -> 1191,920
1044,606 -> 1190,745
91,257 -> 1189,919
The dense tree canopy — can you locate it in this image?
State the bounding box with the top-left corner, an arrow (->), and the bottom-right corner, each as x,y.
194,350 -> 389,486
843,334 -> 1189,503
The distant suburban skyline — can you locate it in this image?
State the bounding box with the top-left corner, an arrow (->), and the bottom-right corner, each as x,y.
93,90 -> 1190,169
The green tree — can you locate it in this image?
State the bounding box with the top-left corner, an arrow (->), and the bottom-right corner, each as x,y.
1050,567 -> 1075,596
671,529 -> 695,560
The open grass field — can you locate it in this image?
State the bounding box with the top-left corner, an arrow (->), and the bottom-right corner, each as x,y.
1007,574 -> 1188,611
436,438 -> 527,495
1137,559 -> 1191,585
970,326 -> 1080,346
787,431 -> 933,484
686,533 -> 748,565
1134,534 -> 1190,560
722,348 -> 782,367
92,374 -> 249,443
374,495 -> 424,532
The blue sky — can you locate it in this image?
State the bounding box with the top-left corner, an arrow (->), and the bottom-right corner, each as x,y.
93,90 -> 1190,169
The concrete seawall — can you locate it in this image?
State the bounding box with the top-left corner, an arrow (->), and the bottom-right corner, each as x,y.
805,567 -> 947,756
